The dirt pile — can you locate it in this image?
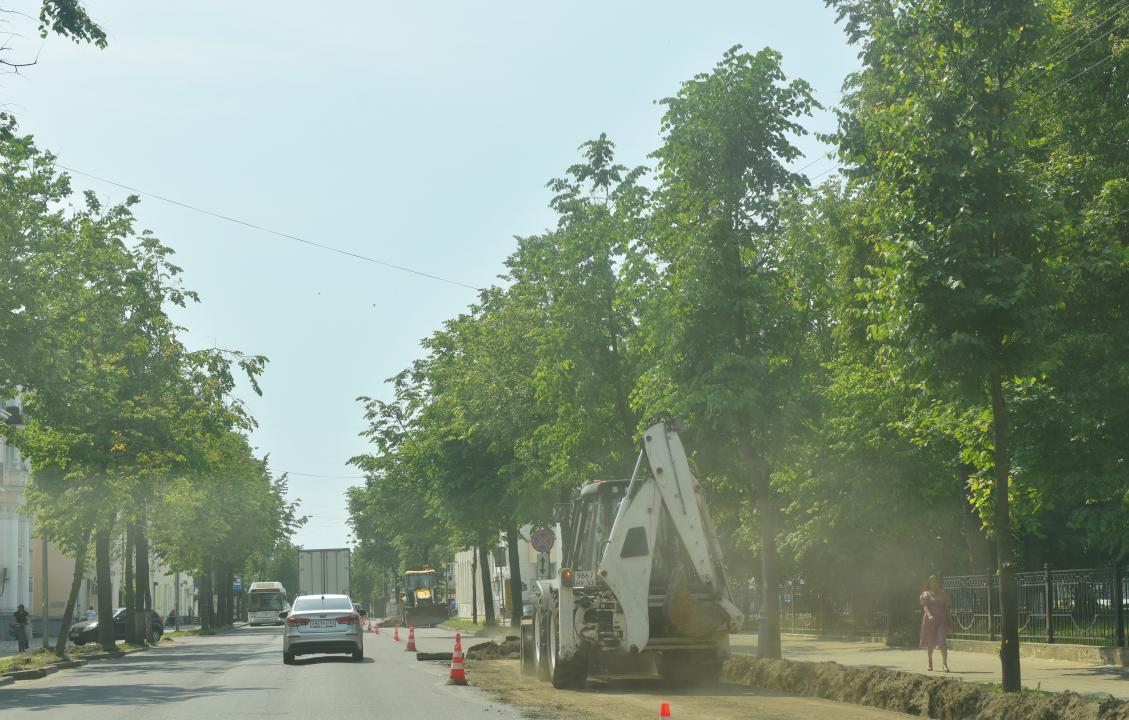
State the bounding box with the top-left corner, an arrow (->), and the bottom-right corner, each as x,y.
724,654 -> 1129,720
466,637 -> 521,660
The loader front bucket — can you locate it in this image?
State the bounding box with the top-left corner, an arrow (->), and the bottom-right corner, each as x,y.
404,605 -> 450,628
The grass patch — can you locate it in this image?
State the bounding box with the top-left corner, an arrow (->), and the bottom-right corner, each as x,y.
440,618 -> 511,637
0,649 -> 61,674
161,629 -> 202,639
441,618 -> 486,633
0,640 -> 155,675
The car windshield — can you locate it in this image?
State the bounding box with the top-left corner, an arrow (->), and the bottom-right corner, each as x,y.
247,593 -> 286,611
405,573 -> 436,590
292,596 -> 352,612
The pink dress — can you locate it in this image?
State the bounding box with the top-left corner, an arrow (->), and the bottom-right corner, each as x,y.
919,590 -> 950,649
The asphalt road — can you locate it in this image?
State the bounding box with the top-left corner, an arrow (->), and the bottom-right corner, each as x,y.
0,624 -> 521,719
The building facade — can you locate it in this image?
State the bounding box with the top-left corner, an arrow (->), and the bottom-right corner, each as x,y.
449,525 -> 563,621
0,400 -> 34,629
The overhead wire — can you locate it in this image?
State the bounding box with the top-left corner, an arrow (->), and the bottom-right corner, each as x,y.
808,1 -> 1127,185
1018,0 -> 1128,92
57,164 -> 485,292
284,470 -> 366,480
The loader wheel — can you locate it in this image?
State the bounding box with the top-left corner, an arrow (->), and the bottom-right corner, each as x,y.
533,602 -> 549,681
548,606 -> 587,689
520,624 -> 536,676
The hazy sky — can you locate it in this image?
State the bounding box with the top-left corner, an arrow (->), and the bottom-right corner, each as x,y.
4,1 -> 858,549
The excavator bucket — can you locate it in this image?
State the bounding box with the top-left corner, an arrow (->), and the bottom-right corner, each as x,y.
663,567 -> 732,638
403,605 -> 449,627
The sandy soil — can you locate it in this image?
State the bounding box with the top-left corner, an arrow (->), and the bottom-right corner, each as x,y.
464,658 -> 914,720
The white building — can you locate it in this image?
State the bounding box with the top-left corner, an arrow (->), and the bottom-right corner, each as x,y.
449,525 -> 563,620
0,400 -> 34,626
0,398 -> 192,636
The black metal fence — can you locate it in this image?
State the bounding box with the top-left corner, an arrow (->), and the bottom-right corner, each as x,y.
944,566 -> 1127,647
777,583 -> 890,637
769,566 -> 1129,647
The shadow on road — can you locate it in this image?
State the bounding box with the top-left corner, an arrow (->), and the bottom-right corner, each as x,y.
0,683 -> 273,710
291,655 -> 375,665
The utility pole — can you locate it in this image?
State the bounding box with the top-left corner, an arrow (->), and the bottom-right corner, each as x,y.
41,535 -> 48,649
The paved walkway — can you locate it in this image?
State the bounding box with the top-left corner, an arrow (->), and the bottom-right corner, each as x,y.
732,633 -> 1129,699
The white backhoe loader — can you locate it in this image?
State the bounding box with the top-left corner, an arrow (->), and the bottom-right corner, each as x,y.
521,418 -> 743,688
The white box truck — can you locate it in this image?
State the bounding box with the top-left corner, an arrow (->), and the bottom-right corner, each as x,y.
298,548 -> 352,597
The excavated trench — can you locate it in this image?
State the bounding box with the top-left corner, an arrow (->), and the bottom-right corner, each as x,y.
723,654 -> 1129,720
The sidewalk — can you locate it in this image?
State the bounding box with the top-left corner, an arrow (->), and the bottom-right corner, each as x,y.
732,633 -> 1129,699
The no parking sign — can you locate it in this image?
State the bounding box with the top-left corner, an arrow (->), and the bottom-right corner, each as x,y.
530,527 -> 556,554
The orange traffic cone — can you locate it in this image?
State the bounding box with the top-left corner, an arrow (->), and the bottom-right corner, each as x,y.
454,631 -> 462,653
405,624 -> 417,651
394,625 -> 400,642
448,645 -> 467,686
659,702 -> 671,718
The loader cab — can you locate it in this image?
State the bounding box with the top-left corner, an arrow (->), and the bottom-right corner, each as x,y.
567,480 -> 629,572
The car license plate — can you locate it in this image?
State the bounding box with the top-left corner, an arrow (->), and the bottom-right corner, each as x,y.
310,619 -> 335,628
573,570 -> 596,587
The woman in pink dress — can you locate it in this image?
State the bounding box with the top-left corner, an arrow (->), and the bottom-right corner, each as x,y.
919,575 -> 951,671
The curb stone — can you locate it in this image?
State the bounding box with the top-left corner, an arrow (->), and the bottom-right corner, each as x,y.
2,667 -> 48,680
2,669 -> 45,680
0,676 -> 13,687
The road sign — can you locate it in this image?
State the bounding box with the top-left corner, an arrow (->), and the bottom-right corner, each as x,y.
530,527 -> 556,554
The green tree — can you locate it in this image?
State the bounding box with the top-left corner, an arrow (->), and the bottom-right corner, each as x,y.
828,0 -> 1051,690
639,46 -> 817,659
0,1 -> 106,72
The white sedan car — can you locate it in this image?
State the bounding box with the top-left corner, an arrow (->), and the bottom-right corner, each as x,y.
281,594 -> 363,664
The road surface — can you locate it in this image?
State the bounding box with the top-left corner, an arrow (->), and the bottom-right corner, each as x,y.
1,624 -> 912,719
0,624 -> 520,719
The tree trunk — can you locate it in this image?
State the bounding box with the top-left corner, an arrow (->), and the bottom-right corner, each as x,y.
200,558 -> 214,631
471,548 -> 478,624
55,529 -> 91,656
95,528 -> 115,650
215,564 -> 225,627
135,524 -> 151,642
479,544 -> 496,627
507,526 -> 524,629
217,565 -> 229,627
990,373 -> 1021,692
223,568 -> 233,625
744,445 -> 781,660
124,524 -> 136,644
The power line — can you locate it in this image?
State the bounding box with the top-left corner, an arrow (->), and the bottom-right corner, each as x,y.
283,470 -> 366,479
57,164 -> 485,292
811,3 -> 1126,184
1024,0 -> 1124,75
809,163 -> 841,182
1032,48 -> 1117,102
1019,1 -> 1128,92
795,153 -> 832,174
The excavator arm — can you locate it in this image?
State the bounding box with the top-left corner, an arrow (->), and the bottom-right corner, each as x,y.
597,420 -> 744,653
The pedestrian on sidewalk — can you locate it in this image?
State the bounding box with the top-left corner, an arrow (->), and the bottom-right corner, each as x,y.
919,575 -> 951,672
13,603 -> 30,652
86,606 -> 97,621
